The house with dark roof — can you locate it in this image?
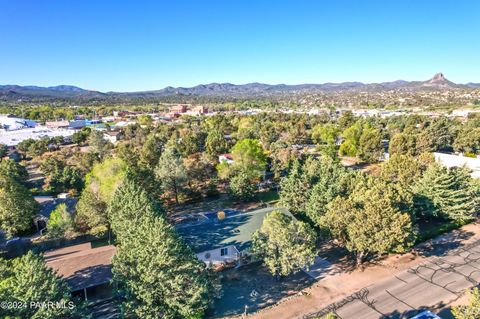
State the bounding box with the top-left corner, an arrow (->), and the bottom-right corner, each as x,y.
176,207 -> 293,267
33,195 -> 77,233
44,243 -> 116,301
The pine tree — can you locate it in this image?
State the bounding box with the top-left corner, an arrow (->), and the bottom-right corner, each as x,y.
76,157 -> 126,235
358,126 -> 383,163
305,158 -> 351,226
110,179 -> 216,318
380,154 -> 423,188
252,210 -> 317,277
228,169 -> 256,200
155,146 -> 187,204
75,187 -> 108,235
0,176 -> 38,237
279,160 -> 310,214
139,134 -> 165,170
88,129 -> 111,159
205,130 -> 229,158
0,252 -> 84,319
0,159 -> 29,185
321,181 -> 415,264
47,203 -> 74,238
413,164 -> 477,223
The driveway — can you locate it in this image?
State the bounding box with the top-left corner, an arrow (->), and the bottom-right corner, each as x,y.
303,256 -> 337,280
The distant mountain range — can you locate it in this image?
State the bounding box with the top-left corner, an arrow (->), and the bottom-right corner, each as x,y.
1,73 -> 479,102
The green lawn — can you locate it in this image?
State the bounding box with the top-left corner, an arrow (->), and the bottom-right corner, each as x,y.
255,190 -> 279,204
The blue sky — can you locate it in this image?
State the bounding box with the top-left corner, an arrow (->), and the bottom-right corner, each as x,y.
0,0 -> 479,91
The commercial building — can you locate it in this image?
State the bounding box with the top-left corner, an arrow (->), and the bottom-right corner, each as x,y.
0,126 -> 75,147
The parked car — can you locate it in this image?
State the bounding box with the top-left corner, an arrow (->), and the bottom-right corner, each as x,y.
410,310 -> 442,319
5,237 -> 21,246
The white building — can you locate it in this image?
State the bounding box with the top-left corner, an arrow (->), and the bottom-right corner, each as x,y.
0,126 -> 75,147
0,115 -> 37,131
434,152 -> 480,179
103,131 -> 122,144
218,153 -> 234,164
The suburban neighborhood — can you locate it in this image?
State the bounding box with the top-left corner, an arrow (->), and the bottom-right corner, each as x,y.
1,1 -> 480,319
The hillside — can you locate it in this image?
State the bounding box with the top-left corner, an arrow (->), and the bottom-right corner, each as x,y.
1,73 -> 479,108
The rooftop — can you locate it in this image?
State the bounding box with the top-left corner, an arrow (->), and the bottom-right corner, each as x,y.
0,126 -> 75,147
176,207 -> 292,253
44,243 -> 116,291
434,152 -> 480,178
34,196 -> 78,220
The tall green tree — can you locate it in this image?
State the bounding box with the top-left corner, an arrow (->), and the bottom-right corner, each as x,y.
358,126 -> 383,163
0,176 -> 37,237
76,157 -> 126,235
205,130 -> 229,158
252,210 -> 317,277
0,158 -> 29,185
279,160 -> 310,214
388,133 -> 416,156
75,188 -> 108,235
41,157 -> 84,193
229,138 -> 267,177
72,127 -> 91,145
454,127 -> 480,155
88,129 -> 111,159
413,164 -> 478,223
110,179 -> 215,319
339,122 -> 362,157
228,169 -> 256,200
380,154 -> 423,188
0,251 -> 84,319
338,111 -> 356,130
139,134 -> 165,169
305,159 -> 351,226
177,127 -> 205,157
47,203 -> 74,238
155,146 -> 187,204
311,124 -> 340,159
321,181 -> 415,264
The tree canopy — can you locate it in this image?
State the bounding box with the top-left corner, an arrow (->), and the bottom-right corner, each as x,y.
413,164 -> 478,223
76,157 -> 126,235
452,287 -> 480,319
0,252 -> 84,319
0,176 -> 38,237
252,210 -> 317,277
321,179 -> 415,264
110,179 -> 216,318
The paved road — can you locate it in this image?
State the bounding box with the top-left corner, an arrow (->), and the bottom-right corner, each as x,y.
302,239 -> 480,319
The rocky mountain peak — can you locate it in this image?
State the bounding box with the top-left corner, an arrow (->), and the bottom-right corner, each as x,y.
429,72 -> 447,83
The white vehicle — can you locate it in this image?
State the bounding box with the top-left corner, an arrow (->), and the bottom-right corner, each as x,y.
410,310 -> 442,319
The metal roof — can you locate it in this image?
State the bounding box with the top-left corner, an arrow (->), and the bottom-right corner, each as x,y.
176,207 -> 293,253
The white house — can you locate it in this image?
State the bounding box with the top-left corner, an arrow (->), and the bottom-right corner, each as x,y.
434,152 -> 480,179
195,245 -> 240,266
218,153 -> 234,164
103,131 -> 122,144
176,207 -> 294,267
